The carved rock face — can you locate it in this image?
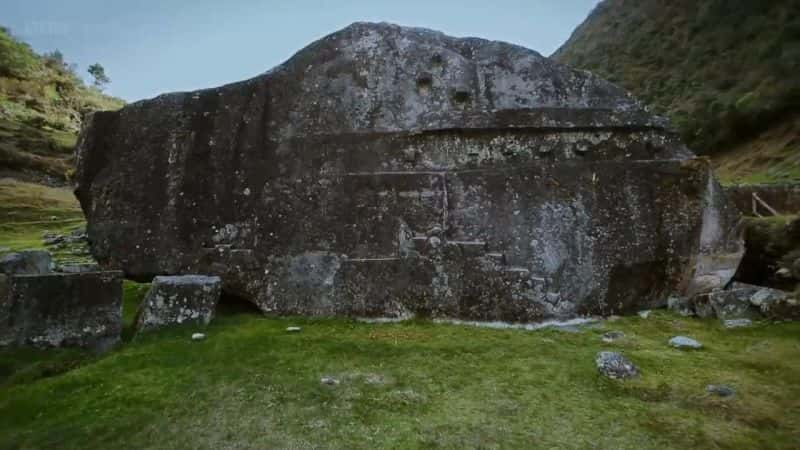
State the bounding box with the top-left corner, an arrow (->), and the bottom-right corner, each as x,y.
75,22 -> 743,321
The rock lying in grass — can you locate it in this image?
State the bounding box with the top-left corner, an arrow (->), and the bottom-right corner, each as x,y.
723,318 -> 752,329
678,281 -> 798,322
601,331 -> 625,343
735,283 -> 800,320
703,288 -> 756,319
135,275 -> 222,333
1,271 -> 123,351
638,310 -> 651,319
596,351 -> 640,379
286,326 -> 302,333
0,250 -> 52,275
320,376 -> 340,386
669,336 -> 703,349
191,333 -> 206,341
706,384 -> 736,398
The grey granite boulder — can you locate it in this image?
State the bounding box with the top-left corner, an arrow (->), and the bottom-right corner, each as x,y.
135,275 -> 222,333
0,250 -> 52,275
0,271 -> 123,351
711,282 -> 798,321
596,351 -> 639,379
705,289 -> 756,319
75,22 -> 743,321
669,336 -> 703,349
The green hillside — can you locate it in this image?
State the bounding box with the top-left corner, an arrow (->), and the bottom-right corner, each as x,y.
0,26 -> 123,184
553,0 -> 800,184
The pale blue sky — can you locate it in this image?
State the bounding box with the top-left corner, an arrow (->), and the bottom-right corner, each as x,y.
4,0 -> 600,101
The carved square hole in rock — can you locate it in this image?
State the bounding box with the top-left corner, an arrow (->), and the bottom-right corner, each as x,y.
452,90 -> 471,104
416,74 -> 433,94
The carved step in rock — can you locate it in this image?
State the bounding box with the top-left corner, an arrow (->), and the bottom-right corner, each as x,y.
135,275 -> 222,333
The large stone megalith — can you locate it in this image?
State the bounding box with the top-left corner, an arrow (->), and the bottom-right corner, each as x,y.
75,22 -> 743,322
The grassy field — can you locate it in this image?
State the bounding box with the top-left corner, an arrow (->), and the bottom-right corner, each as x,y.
0,178 -> 91,266
1,303 -> 799,449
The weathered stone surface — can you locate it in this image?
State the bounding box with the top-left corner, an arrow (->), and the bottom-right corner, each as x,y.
596,351 -> 639,379
75,22 -> 743,321
0,250 -> 52,275
135,275 -> 222,332
705,289 -> 756,319
0,271 -> 123,351
724,282 -> 798,321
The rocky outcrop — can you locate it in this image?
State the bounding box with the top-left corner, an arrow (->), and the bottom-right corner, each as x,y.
670,282 -> 798,321
75,22 -> 743,321
1,271 -> 123,351
135,275 -> 222,332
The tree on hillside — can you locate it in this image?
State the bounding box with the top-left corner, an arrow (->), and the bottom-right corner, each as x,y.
87,63 -> 110,89
43,50 -> 65,68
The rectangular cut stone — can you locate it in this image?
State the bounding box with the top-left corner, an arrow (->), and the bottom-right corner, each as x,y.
1,271 -> 123,351
135,275 -> 222,333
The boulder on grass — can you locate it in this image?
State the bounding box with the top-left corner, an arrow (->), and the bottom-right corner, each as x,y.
728,282 -> 798,321
135,275 -> 222,333
705,289 -> 756,319
0,271 -> 123,351
596,351 -> 640,379
74,22 -> 744,321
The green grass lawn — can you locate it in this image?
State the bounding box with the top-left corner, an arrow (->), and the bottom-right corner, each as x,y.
0,177 -> 91,265
1,294 -> 799,449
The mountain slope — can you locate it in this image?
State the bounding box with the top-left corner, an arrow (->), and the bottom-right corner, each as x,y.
553,0 -> 800,183
0,26 -> 124,184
